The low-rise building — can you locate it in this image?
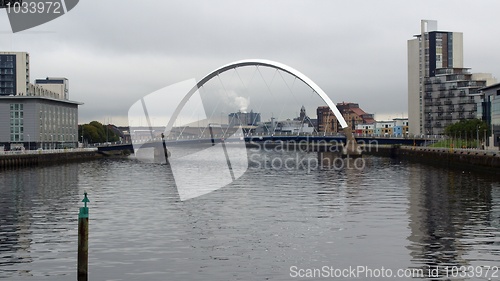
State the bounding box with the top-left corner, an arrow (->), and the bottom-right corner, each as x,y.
375,121 -> 395,136
317,102 -> 374,133
355,123 -> 375,135
0,51 -> 82,150
393,118 -> 409,136
478,82 -> 500,149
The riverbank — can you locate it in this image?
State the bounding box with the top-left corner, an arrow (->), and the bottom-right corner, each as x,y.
0,148 -> 101,169
363,144 -> 500,173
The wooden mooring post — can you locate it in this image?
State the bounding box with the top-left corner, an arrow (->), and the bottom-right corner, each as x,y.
78,192 -> 90,281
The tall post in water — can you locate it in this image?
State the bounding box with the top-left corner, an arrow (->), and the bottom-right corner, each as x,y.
161,133 -> 170,163
78,192 -> 90,281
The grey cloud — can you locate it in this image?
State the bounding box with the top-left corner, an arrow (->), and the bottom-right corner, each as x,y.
1,0 -> 499,124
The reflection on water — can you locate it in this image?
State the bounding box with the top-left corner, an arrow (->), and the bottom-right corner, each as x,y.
0,151 -> 499,280
407,165 -> 500,278
0,164 -> 80,279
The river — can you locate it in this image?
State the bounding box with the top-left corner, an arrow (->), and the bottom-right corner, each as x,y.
1,150 -> 499,280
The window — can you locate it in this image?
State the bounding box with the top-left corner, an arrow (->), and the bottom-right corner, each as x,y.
10,103 -> 24,142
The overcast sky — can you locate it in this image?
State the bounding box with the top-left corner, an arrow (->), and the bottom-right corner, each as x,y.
1,0 -> 499,125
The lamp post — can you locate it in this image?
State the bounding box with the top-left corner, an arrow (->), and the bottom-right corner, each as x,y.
51,134 -> 53,150
484,129 -> 487,149
27,134 -> 30,150
477,125 -> 480,150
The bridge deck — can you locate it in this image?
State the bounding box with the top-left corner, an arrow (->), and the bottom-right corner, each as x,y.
96,135 -> 428,152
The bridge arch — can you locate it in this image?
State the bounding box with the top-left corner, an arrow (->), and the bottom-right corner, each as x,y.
166,59 -> 348,133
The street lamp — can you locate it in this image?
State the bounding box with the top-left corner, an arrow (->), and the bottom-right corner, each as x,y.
477,125 -> 480,150
484,129 -> 487,149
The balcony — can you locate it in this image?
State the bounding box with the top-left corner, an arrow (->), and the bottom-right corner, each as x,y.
439,92 -> 446,98
434,101 -> 442,106
444,100 -> 452,105
438,85 -> 447,91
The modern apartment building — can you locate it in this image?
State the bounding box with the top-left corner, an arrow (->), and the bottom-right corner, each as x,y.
424,69 -> 494,135
408,20 -> 496,135
0,51 -> 82,150
0,51 -> 29,96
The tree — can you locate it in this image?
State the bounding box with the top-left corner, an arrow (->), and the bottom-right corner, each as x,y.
78,121 -> 120,144
444,119 -> 489,141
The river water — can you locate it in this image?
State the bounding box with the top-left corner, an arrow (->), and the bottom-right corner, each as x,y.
0,150 -> 499,280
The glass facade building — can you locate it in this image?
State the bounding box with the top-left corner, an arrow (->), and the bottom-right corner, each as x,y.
478,83 -> 500,149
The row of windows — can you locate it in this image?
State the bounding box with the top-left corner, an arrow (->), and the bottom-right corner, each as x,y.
0,82 -> 14,87
0,55 -> 14,62
0,69 -> 14,74
0,62 -> 14,68
10,104 -> 23,110
10,103 -> 23,142
0,89 -> 14,95
39,104 -> 77,141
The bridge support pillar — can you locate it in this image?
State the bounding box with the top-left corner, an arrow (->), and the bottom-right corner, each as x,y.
342,127 -> 362,157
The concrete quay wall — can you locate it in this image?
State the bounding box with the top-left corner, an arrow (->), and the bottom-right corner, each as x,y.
0,151 -> 101,169
363,145 -> 500,173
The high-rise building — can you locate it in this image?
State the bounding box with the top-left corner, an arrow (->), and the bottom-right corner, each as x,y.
408,20 -> 496,135
0,51 -> 29,96
0,51 -> 82,150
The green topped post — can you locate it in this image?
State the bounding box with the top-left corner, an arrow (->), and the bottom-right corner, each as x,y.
78,192 -> 89,281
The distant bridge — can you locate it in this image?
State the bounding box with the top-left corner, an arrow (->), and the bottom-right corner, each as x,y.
96,134 -> 432,153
